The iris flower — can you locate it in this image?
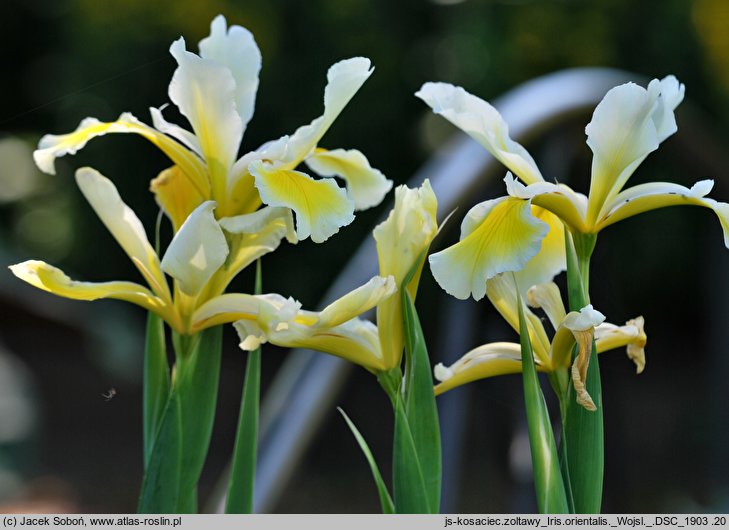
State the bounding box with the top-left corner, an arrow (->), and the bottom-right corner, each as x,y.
195,181 -> 439,372
416,76 -> 729,300
434,276 -> 647,410
34,15 -> 391,243
11,16 -> 393,335
10,168 -> 395,338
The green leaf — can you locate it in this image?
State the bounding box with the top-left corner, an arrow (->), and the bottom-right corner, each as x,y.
401,290 -> 441,513
392,396 -> 430,513
562,230 -> 603,514
517,289 -> 569,514
138,392 -> 182,513
173,325 -> 223,512
226,261 -> 262,514
143,313 -> 170,467
338,408 -> 395,514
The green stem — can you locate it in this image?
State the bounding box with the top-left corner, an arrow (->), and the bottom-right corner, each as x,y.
226,261 -> 263,514
377,367 -> 402,407
562,229 -> 603,514
571,232 -> 596,303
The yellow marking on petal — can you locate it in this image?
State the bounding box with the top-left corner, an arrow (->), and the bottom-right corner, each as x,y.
433,342 -> 527,395
596,181 -> 729,247
318,276 -> 396,328
150,166 -> 205,232
429,196 -> 548,301
485,274 -> 552,364
250,162 -> 355,243
169,38 -> 242,204
9,260 -> 179,329
231,300 -> 386,372
35,114 -> 209,197
190,293 -> 262,331
306,148 -> 393,210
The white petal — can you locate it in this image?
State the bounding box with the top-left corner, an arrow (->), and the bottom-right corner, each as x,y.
199,15 -> 261,133
563,304 -> 606,331
169,37 -> 243,178
282,58 -> 373,165
75,167 -> 168,298
150,105 -> 201,155
415,82 -> 543,185
597,180 -> 729,247
585,76 -> 684,224
161,201 -> 229,296
220,206 -> 297,243
318,275 -> 396,328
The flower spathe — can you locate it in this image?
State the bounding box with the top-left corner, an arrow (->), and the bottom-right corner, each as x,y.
434,277 -> 647,411
417,77 -> 729,300
10,168 -> 291,335
34,15 -> 391,242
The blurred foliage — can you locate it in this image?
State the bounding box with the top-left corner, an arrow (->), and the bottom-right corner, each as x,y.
2,0 -> 729,513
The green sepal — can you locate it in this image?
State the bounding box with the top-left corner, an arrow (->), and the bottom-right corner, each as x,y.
401,290 -> 441,513
516,287 -> 569,514
392,396 -> 430,513
138,391 -> 182,513
338,408 -> 395,514
143,313 -> 170,468
562,230 -> 603,514
226,261 -> 263,514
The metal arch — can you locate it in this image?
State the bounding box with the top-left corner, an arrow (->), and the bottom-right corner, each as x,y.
210,67 -> 636,513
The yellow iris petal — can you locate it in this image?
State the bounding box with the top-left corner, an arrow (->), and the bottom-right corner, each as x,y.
596,181 -> 729,247
485,274 -> 552,364
374,180 -> 438,368
34,113 -> 209,197
433,342 -> 528,396
318,276 -> 396,328
306,148 -> 392,210
75,167 -> 170,301
249,161 -> 355,243
429,196 -> 549,301
9,260 -> 174,323
150,166 -> 205,232
595,316 -> 647,374
160,201 -> 229,297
